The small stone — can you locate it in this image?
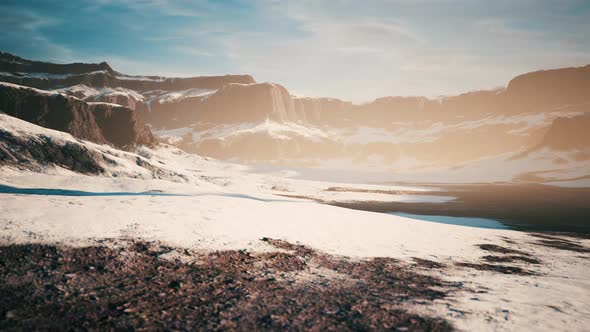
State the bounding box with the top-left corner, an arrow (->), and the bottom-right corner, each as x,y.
168,280 -> 182,290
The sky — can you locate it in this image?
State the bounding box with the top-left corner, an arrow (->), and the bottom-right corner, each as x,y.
1,0 -> 589,102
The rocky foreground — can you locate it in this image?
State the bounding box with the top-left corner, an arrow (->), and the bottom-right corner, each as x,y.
1,239 -> 454,331
1,229 -> 589,331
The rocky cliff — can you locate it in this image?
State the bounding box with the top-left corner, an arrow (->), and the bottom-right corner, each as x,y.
89,102 -> 155,149
0,52 -> 254,91
0,83 -> 107,144
2,51 -> 589,165
0,82 -> 155,149
535,113 -> 590,151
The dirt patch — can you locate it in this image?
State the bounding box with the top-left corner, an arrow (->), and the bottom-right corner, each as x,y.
455,262 -> 536,276
257,252 -> 308,272
0,239 -> 454,331
261,237 -> 316,257
481,255 -> 541,264
531,239 -> 590,253
275,194 -> 321,202
530,232 -> 590,241
477,244 -> 531,256
324,187 -> 420,195
270,186 -> 290,192
528,233 -> 590,253
412,258 -> 447,269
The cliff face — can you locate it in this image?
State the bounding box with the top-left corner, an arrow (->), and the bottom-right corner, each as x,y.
197,83 -> 296,123
536,113 -> 590,151
292,97 -> 354,125
117,75 -> 255,91
0,83 -> 155,149
138,83 -> 338,128
0,51 -> 112,75
0,52 -> 254,91
89,103 -> 155,149
2,52 -> 589,166
505,65 -> 590,112
3,52 -> 589,130
0,83 -> 107,144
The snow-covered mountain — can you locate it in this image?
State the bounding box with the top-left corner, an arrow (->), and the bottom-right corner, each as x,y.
1,51 -> 589,182
1,52 -> 590,331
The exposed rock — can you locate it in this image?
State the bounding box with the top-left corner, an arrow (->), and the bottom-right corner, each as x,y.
0,125 -> 105,174
0,51 -> 112,75
0,52 -> 254,91
198,83 -> 297,123
535,113 -> 590,151
505,65 -> 590,112
292,96 -> 353,125
0,113 -> 184,180
0,82 -> 155,149
89,103 -> 156,149
2,52 -> 590,166
0,83 -> 107,144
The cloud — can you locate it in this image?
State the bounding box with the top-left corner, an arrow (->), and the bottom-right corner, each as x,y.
0,5 -> 73,62
86,0 -> 213,17
1,0 -> 589,101
216,0 -> 590,101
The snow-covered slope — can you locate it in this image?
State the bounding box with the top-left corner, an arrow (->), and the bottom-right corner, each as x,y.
1,115 -> 589,330
0,113 -> 188,180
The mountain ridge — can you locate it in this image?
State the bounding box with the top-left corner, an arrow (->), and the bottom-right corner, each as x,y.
1,51 -> 588,166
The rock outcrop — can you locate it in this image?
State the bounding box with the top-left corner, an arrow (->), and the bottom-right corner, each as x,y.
0,52 -> 254,91
0,83 -> 107,144
0,83 -> 155,149
89,103 -> 155,149
505,65 -> 590,113
2,51 -> 589,166
197,83 -> 296,123
535,113 -> 590,150
0,51 -> 112,75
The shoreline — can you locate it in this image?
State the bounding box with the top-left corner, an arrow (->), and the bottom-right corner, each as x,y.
314,184 -> 590,234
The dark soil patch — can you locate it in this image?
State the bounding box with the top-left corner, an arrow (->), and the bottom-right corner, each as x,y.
539,232 -> 590,240
412,258 -> 447,269
477,244 -> 531,256
481,255 -> 541,264
260,237 -> 316,257
275,194 -> 321,201
530,232 -> 590,241
529,233 -> 574,241
324,187 -> 413,195
531,239 -> 590,253
258,252 -> 308,272
0,239 -> 454,331
528,233 -> 590,252
455,262 -> 536,276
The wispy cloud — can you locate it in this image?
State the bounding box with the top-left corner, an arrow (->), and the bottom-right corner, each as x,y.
217,0 -> 590,101
0,5 -> 73,62
1,0 -> 589,101
86,0 -> 213,17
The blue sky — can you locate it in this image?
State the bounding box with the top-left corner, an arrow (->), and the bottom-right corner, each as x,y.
1,0 -> 589,101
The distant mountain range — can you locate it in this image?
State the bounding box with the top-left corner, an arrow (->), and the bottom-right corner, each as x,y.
1,51 -> 589,181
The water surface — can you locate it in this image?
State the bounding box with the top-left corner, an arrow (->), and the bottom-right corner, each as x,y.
389,212 -> 510,230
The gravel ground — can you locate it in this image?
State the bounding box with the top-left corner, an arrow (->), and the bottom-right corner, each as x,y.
0,238 -> 455,331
